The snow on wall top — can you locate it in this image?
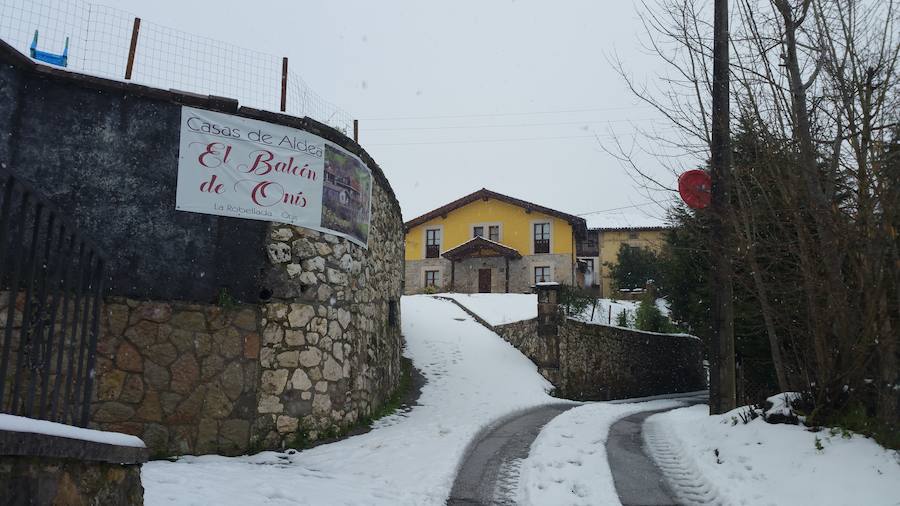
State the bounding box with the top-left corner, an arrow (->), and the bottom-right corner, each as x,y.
0,413 -> 146,448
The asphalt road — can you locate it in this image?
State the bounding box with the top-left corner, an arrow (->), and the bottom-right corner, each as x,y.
446,403 -> 576,505
446,392 -> 708,506
606,408 -> 681,506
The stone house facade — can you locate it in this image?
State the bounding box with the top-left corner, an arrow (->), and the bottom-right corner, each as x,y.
404,189 -> 587,294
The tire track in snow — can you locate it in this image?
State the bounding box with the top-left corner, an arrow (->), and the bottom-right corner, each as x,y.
643,416 -> 728,506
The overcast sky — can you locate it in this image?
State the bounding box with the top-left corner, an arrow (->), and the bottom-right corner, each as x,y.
18,0 -> 695,227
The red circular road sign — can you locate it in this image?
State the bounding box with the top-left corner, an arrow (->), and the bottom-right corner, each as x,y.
678,169 -> 712,209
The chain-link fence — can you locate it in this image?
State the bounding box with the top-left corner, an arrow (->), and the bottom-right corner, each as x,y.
0,0 -> 352,133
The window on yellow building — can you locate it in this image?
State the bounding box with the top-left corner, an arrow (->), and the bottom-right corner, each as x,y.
488,225 -> 499,242
473,226 -> 484,238
534,223 -> 550,253
425,270 -> 438,287
425,229 -> 441,258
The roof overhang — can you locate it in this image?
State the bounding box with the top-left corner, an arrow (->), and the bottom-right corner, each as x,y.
405,188 -> 587,239
441,236 -> 522,261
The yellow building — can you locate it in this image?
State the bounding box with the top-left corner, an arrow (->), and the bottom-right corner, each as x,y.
577,226 -> 668,297
404,189 -> 587,294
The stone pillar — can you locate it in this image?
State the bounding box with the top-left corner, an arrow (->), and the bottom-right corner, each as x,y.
535,283 -> 560,336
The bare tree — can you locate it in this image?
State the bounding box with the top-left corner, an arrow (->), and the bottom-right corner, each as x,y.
613,0 -> 899,434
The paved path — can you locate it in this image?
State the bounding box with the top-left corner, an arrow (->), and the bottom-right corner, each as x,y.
447,403 -> 576,505
447,392 -> 708,506
607,409 -> 681,506
607,393 -> 710,506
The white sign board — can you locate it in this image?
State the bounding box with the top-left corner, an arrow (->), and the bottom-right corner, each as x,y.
176,106 -> 373,247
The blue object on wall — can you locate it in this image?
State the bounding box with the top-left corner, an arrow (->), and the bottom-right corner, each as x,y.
29,30 -> 69,67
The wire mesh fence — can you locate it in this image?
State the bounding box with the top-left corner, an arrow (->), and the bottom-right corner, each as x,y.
0,0 -> 352,133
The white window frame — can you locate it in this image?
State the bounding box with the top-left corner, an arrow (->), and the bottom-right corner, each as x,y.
534,265 -> 553,284
470,222 -> 503,242
424,269 -> 440,287
577,256 -> 597,286
530,220 -> 553,254
423,225 -> 444,259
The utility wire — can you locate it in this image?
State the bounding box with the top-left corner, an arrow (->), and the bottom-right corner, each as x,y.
576,199 -> 678,216
366,127 -> 677,146
367,134 -> 605,146
358,104 -> 653,121
365,117 -> 661,132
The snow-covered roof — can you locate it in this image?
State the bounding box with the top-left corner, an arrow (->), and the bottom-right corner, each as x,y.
585,211 -> 669,230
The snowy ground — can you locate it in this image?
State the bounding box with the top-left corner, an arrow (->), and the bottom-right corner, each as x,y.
516,398 -> 685,506
646,403 -> 900,506
570,298 -> 670,326
143,296 -> 557,505
437,292 -> 670,329
436,292 -> 538,326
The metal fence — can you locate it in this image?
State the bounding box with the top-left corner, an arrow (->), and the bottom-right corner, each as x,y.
0,167 -> 106,427
0,0 -> 352,133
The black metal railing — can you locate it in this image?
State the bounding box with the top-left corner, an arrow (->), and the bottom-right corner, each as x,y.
0,167 -> 106,427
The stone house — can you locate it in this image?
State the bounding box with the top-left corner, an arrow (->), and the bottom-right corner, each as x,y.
404,189 -> 587,294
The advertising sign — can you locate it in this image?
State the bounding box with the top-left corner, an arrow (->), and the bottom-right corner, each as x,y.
176,106 -> 373,246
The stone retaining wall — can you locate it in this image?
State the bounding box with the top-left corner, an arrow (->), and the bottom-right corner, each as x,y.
252,179 -> 404,448
493,316 -> 704,400
0,455 -> 144,505
491,318 -> 562,386
0,428 -> 147,506
91,298 -> 261,458
0,42 -> 406,457
557,319 -> 705,400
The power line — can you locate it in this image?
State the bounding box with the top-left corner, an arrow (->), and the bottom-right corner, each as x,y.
365,127 -> 677,146
357,104 -> 653,121
365,117 -> 661,132
576,200 -> 678,216
366,134 -> 607,146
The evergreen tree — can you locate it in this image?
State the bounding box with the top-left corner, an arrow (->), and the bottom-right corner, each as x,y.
606,243 -> 660,291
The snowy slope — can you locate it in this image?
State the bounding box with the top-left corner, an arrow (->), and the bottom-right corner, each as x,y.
647,405 -> 900,506
439,292 -> 670,329
437,293 -> 538,325
143,295 -> 556,506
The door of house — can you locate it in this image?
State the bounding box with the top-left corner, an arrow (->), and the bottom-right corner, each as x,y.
478,269 -> 492,293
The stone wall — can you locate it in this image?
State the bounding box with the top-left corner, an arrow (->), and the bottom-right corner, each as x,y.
404,253 -> 573,294
0,42 -> 406,457
557,320 -> 705,400
405,257 -> 452,293
453,257 -> 510,293
0,427 -> 147,506
91,298 -> 261,458
0,456 -> 143,505
493,315 -> 704,401
252,180 -> 404,448
491,318 -> 562,387
508,254 -> 573,293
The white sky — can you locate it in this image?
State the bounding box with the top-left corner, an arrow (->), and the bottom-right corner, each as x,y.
19,0 -> 697,227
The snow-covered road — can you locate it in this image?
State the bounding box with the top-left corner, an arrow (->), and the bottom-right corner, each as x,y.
143,295 -> 558,505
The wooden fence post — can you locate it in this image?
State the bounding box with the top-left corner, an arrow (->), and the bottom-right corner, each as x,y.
280,57 -> 288,112
124,17 -> 141,80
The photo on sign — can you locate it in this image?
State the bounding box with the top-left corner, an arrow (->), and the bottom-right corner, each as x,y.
322,144 -> 372,245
